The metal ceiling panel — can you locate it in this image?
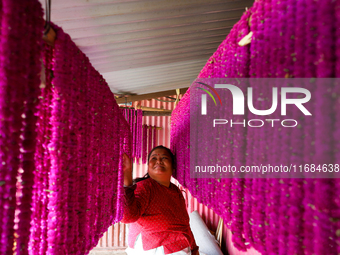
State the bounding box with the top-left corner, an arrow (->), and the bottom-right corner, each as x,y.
39,0 -> 254,95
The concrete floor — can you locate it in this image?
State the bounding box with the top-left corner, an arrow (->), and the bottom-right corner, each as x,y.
89,250 -> 126,255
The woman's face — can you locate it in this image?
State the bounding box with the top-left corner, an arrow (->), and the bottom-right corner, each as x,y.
148,148 -> 173,185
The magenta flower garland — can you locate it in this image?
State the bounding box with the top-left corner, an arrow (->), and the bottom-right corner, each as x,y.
136,109 -> 143,160
120,108 -> 143,163
0,0 -> 43,254
0,0 -> 339,254
171,1 -> 340,254
15,2 -> 43,254
23,24 -> 131,254
148,126 -> 152,157
40,45 -> 54,255
153,125 -> 157,148
334,79 -> 340,253
313,1 -> 337,254
334,3 -> 340,249
142,124 -> 148,164
130,109 -> 135,161
337,0 -> 340,78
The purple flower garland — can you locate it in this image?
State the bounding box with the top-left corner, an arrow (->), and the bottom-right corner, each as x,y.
25,24 -> 131,254
313,1 -> 337,254
40,44 -> 54,255
148,125 -> 152,156
142,124 -> 148,164
0,0 -> 338,254
171,1 -> 340,255
334,2 -> 340,250
153,125 -> 157,148
135,109 -> 142,162
0,16 -> 131,253
15,2 -> 43,254
120,108 -> 143,163
0,0 -> 43,253
337,0 -> 340,78
130,109 -> 135,161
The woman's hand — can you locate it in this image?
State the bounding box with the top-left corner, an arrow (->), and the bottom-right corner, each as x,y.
122,153 -> 133,186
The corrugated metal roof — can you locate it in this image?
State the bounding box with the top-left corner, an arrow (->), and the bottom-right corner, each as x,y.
39,0 -> 254,95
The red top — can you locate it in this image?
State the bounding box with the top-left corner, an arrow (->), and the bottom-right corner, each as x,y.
121,177 -> 198,254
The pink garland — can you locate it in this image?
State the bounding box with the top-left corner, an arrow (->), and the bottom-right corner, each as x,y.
171,1 -> 340,255
0,0 -> 338,254
337,0 -> 340,78
334,3 -> 340,248
148,125 -> 152,155
0,11 -> 129,253
136,109 -> 143,161
287,77 -> 305,255
15,2 -> 43,254
230,178 -> 246,251
313,1 -> 337,254
293,0 -> 306,78
40,45 -> 54,255
153,125 -> 157,148
142,124 -> 148,164
0,1 -> 43,253
130,109 -> 135,161
121,108 -> 144,163
27,24 -> 131,254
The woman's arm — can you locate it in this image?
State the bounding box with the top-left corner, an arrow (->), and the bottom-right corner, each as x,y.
121,153 -> 151,223
123,153 -> 133,186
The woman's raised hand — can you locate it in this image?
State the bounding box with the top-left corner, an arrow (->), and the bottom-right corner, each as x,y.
122,153 -> 133,186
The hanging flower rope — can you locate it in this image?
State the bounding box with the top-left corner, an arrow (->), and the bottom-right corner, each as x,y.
0,0 -> 43,254
171,1 -> 340,254
136,109 -> 143,161
8,23 -> 131,254
148,125 -> 152,158
130,108 -> 135,161
121,108 -> 161,163
142,124 -> 148,164
153,125 -> 157,148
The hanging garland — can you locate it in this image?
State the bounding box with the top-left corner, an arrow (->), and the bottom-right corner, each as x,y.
0,0 -> 43,254
148,126 -> 152,157
153,125 -> 157,148
136,109 -> 143,160
120,108 -> 158,164
142,124 -> 148,164
19,23 -> 131,255
171,1 -> 340,254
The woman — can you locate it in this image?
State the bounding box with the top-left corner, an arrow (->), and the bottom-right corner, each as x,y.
122,145 -> 199,255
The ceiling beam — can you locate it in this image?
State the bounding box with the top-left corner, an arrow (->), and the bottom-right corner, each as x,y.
115,88 -> 188,104
143,111 -> 172,117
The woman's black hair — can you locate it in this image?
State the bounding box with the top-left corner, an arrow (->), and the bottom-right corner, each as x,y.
133,145 -> 175,184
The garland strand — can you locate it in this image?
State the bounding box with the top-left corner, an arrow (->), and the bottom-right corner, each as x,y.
142,124 -> 148,164
136,109 -> 143,161
0,1 -> 43,253
171,1 -> 340,254
148,126 -> 152,156
153,125 -> 157,148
